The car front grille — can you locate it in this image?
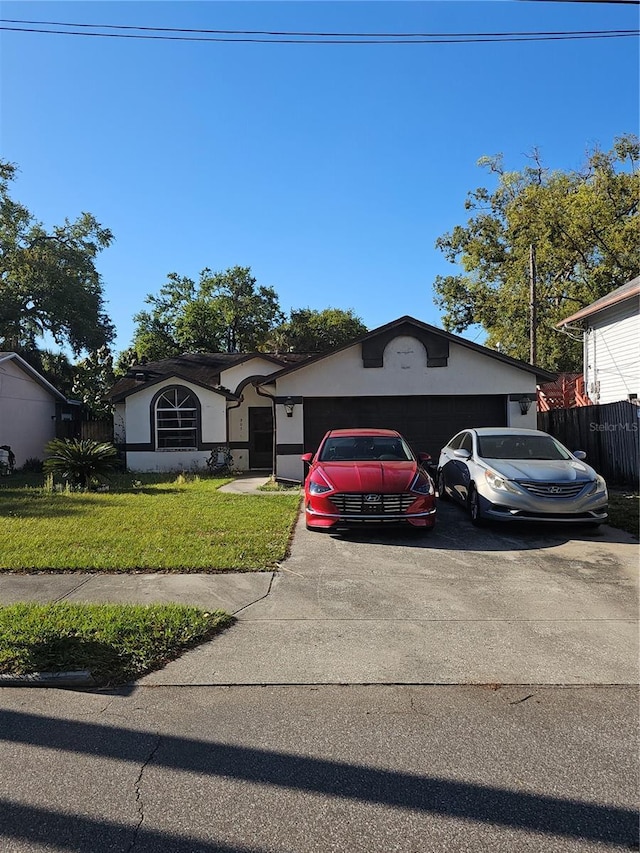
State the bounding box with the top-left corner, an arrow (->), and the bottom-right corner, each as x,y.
517,481 -> 587,499
330,493 -> 416,515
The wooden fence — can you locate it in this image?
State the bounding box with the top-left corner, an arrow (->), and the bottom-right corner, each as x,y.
538,401 -> 640,487
80,420 -> 114,443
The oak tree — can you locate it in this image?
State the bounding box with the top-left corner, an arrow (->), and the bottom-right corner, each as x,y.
433,135 -> 639,370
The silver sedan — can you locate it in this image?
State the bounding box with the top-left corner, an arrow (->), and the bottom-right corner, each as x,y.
436,427 -> 608,526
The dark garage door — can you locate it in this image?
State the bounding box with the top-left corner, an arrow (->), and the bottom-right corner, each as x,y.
303,396 -> 507,459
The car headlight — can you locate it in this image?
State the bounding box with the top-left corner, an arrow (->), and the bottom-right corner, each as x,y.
585,475 -> 607,496
410,475 -> 434,495
309,480 -> 332,495
484,469 -> 520,494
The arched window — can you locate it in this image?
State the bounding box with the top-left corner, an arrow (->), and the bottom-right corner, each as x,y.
154,386 -> 199,449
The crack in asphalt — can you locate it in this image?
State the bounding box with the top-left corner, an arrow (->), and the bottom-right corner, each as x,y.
127,733 -> 162,853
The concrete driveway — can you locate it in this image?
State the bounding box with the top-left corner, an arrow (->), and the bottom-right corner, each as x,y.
142,501 -> 638,686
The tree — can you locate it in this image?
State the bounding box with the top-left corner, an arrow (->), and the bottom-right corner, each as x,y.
71,346 -> 116,419
131,266 -> 284,359
0,160 -> 114,355
433,135 -> 639,371
275,307 -> 367,352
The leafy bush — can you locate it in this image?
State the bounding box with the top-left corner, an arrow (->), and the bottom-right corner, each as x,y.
43,438 -> 119,489
21,457 -> 43,473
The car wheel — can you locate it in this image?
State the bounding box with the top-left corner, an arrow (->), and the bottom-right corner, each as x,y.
468,486 -> 485,527
437,470 -> 449,501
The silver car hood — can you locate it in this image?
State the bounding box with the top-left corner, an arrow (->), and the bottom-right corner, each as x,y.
483,458 -> 596,483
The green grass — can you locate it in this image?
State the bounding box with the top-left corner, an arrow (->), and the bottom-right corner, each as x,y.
0,473 -> 301,571
0,602 -> 233,685
607,490 -> 639,538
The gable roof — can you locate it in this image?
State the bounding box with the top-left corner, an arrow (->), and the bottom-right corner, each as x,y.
557,276 -> 640,326
108,352 -> 305,402
257,316 -> 556,384
0,352 -> 68,402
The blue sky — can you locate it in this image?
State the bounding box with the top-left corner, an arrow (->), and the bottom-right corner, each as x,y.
1,1 -> 638,356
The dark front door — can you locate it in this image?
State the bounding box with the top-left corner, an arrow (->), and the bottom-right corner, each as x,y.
249,407 -> 273,469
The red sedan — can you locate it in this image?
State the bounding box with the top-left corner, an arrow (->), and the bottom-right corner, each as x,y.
302,428 -> 436,532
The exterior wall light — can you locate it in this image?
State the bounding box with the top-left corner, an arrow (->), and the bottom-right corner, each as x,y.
284,398 -> 295,417
519,396 -> 533,415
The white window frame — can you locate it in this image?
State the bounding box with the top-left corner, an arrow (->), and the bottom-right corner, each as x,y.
154,387 -> 198,450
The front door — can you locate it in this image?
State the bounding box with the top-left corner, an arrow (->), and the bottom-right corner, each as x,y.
249,407 -> 273,470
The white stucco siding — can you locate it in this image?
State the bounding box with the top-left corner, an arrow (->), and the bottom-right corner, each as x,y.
275,337 -> 537,398
125,451 -> 212,473
220,358 -> 281,394
123,378 -> 227,445
0,359 -> 57,466
585,303 -> 639,404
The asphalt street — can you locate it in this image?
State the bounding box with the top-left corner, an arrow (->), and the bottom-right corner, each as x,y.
0,684 -> 637,852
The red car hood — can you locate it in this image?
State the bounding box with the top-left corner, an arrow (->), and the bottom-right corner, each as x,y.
317,461 -> 418,493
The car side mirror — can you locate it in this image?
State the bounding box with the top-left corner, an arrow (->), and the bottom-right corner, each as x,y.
301,452 -> 313,464
454,448 -> 471,460
418,452 -> 431,462
573,450 -> 587,460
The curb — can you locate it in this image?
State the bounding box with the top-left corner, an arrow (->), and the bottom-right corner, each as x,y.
0,670 -> 96,688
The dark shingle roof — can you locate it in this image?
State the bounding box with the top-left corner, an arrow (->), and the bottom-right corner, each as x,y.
109,352 -> 306,401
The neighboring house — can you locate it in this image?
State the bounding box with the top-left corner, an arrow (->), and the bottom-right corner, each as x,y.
557,275 -> 640,405
0,352 -> 79,468
110,316 -> 554,481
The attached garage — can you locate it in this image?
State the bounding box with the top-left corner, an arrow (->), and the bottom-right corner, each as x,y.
264,316 -> 555,482
302,395 -> 507,459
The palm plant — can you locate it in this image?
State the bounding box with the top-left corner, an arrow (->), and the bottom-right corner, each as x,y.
44,439 -> 119,489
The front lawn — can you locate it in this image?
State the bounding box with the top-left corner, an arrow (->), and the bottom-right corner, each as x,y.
0,473 -> 301,571
0,602 -> 232,685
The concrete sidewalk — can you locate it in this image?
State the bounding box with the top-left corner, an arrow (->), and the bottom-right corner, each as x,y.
0,571 -> 274,615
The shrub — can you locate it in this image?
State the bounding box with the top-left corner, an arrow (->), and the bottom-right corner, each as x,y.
21,457 -> 43,473
43,438 -> 119,490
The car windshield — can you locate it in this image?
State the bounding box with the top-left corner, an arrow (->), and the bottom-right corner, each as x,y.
319,436 -> 414,462
477,434 -> 572,461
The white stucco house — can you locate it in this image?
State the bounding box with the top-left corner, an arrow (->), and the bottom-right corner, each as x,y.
0,352 -> 77,468
557,276 -> 640,405
110,316 -> 554,481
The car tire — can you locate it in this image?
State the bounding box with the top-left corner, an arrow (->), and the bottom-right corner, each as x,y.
468,486 -> 485,527
437,470 -> 449,501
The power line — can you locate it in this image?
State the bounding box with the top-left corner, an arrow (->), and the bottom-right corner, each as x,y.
1,19 -> 638,37
0,20 -> 637,44
519,1 -> 639,5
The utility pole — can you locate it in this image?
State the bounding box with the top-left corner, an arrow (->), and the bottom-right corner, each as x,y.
529,243 -> 537,365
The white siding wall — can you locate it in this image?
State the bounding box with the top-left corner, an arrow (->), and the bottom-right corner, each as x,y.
585,302 -> 640,404
125,450 -> 213,473
0,359 -> 57,467
274,335 -> 538,481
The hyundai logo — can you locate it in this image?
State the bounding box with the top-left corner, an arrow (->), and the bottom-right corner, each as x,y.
365,494 -> 382,503
549,486 -> 561,494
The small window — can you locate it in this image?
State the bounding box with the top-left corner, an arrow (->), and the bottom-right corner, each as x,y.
155,387 -> 198,449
